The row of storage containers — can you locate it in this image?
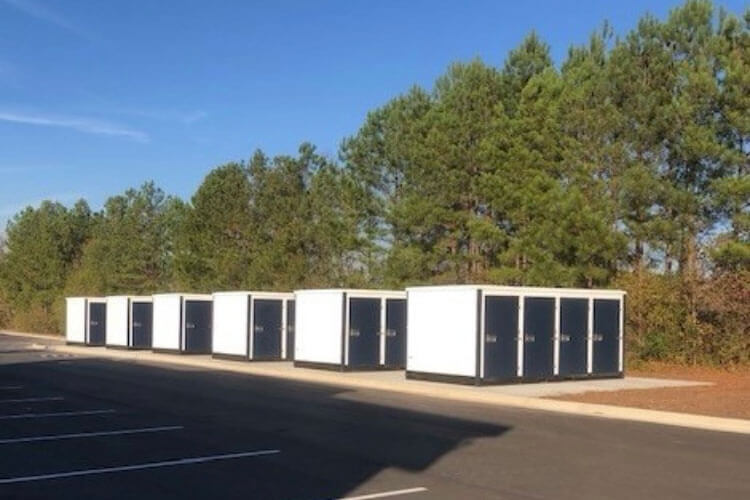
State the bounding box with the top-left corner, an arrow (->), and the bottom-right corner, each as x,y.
66,285 -> 624,384
66,292 -> 296,360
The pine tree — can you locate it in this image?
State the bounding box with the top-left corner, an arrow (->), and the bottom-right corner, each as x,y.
66,183 -> 178,295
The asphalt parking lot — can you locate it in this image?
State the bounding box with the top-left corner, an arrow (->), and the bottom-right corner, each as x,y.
0,333 -> 748,499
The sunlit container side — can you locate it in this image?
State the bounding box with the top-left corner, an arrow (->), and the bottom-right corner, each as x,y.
406,285 -> 626,385
211,291 -> 294,361
294,289 -> 407,371
152,293 -> 212,354
66,297 -> 106,346
105,295 -> 153,349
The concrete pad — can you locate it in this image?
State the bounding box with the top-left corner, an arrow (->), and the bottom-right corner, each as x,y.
482,376 -> 712,397
2,330 -> 748,435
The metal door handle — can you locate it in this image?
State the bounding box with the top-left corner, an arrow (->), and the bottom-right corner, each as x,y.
486,335 -> 497,343
350,329 -> 360,337
186,323 -> 195,329
593,333 -> 604,342
386,329 -> 397,337
254,325 -> 264,333
524,334 -> 535,342
133,321 -> 142,327
90,321 -> 98,326
560,334 -> 571,342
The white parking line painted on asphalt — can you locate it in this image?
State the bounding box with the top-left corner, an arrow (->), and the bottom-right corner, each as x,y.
0,409 -> 116,420
0,425 -> 184,444
0,449 -> 281,484
0,396 -> 64,403
338,487 -> 428,500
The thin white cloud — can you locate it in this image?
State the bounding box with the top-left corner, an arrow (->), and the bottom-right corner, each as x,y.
0,110 -> 149,142
2,0 -> 85,37
110,108 -> 208,125
182,110 -> 207,125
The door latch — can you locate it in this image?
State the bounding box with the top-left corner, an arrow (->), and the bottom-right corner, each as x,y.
486,335 -> 497,343
524,334 -> 535,342
350,328 -> 360,337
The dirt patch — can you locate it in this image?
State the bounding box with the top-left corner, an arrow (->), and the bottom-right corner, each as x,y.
550,362 -> 750,419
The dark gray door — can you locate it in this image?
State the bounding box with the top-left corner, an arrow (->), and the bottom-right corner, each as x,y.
559,298 -> 588,376
253,299 -> 283,360
384,299 -> 406,368
88,303 -> 106,346
523,297 -> 555,379
484,295 -> 519,380
593,299 -> 620,374
286,300 -> 295,360
348,298 -> 380,368
184,300 -> 212,353
131,301 -> 153,348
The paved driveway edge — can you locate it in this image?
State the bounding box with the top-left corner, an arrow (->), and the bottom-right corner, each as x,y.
3,330 -> 748,435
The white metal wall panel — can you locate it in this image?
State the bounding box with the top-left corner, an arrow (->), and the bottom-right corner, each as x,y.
152,295 -> 182,350
294,290 -> 343,364
65,298 -> 86,343
105,296 -> 129,347
212,293 -> 249,356
406,287 -> 477,377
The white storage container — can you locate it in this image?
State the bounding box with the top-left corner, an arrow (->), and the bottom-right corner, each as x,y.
212,291 -> 294,361
66,297 -> 106,346
294,289 -> 407,371
105,296 -> 153,349
406,285 -> 625,385
152,294 -> 212,354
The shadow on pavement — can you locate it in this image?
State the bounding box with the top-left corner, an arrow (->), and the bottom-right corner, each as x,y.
0,354 -> 511,499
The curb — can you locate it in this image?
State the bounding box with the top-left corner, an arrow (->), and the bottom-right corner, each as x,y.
3,330 -> 749,435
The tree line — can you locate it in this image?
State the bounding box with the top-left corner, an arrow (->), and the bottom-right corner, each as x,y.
0,0 -> 747,365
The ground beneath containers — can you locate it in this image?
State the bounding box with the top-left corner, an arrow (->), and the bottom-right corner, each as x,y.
478,375 -> 710,398
550,363 -> 750,419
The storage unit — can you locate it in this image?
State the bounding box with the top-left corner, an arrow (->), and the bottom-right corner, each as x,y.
105,296 -> 153,349
152,294 -> 213,354
212,291 -> 295,361
293,289 -> 407,371
405,285 -> 625,385
65,297 -> 107,346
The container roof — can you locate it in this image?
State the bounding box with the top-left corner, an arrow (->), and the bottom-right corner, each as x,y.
152,293 -> 212,300
213,290 -> 293,298
105,295 -> 153,301
405,284 -> 625,297
294,288 -> 406,298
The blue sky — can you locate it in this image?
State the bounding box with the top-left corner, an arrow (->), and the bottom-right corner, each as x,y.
0,0 -> 747,227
